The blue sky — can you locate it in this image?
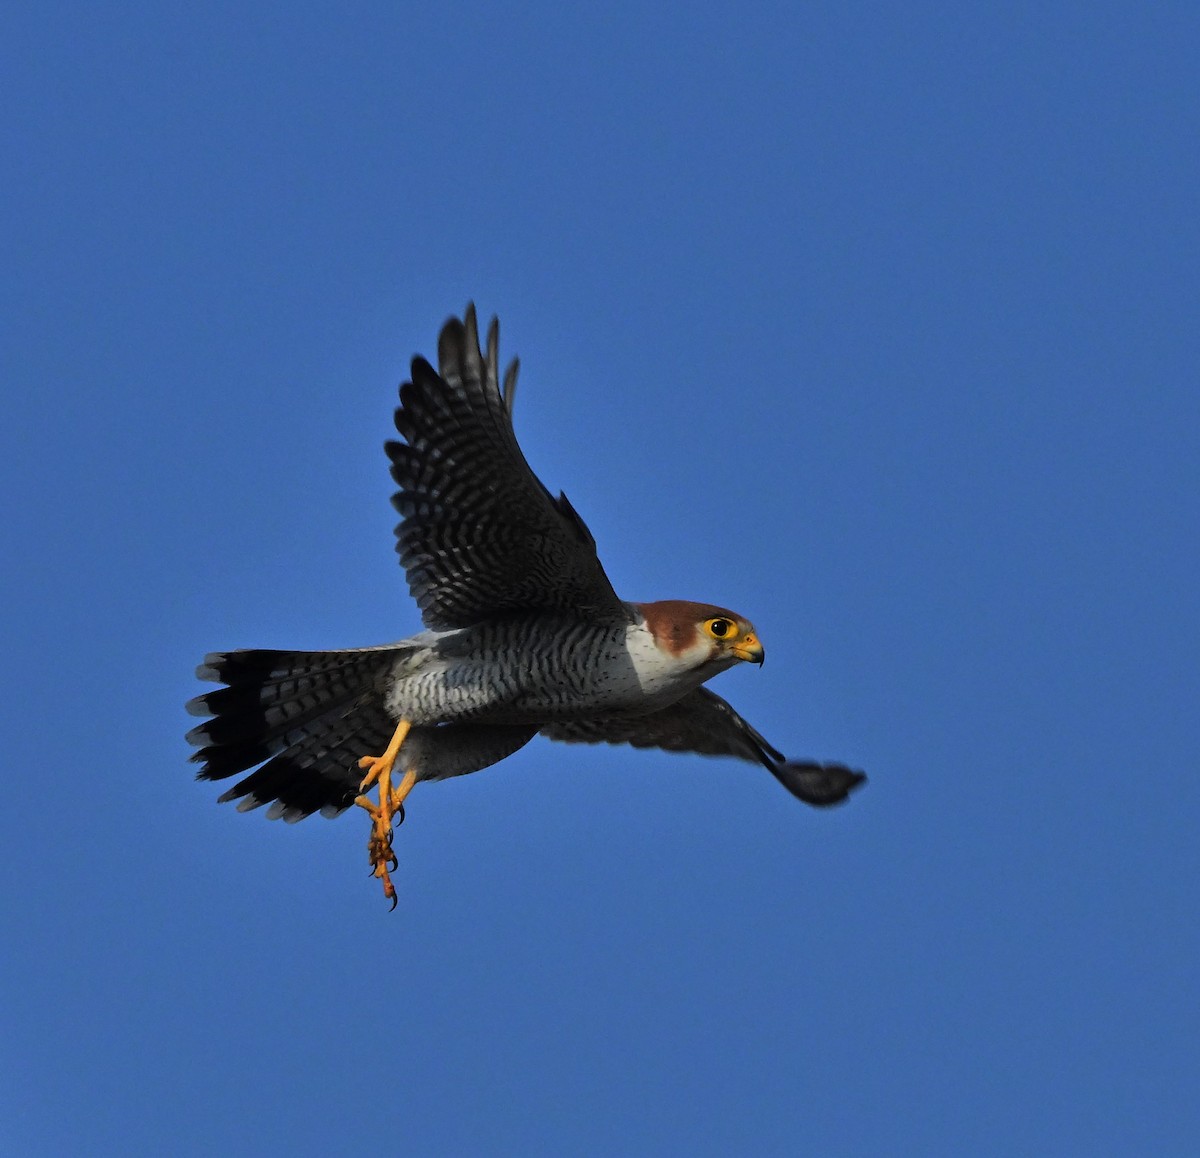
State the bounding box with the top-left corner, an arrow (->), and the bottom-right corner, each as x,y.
3,3 -> 1198,1154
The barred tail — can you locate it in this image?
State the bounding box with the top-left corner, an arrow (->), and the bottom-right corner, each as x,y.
186,647 -> 405,822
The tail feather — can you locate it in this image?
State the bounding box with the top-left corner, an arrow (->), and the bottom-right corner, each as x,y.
218,707 -> 396,821
187,646 -> 404,822
187,650 -> 391,743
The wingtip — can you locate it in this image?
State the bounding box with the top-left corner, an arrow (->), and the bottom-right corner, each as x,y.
486,315 -> 500,391
770,761 -> 868,808
463,302 -> 480,352
503,356 -> 520,415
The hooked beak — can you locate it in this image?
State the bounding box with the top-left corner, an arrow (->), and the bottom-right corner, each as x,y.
730,634 -> 765,666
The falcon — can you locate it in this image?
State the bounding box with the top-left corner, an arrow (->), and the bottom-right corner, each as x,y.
187,305 -> 866,906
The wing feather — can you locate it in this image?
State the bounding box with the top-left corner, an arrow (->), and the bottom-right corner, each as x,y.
387,305 -> 625,629
541,688 -> 867,808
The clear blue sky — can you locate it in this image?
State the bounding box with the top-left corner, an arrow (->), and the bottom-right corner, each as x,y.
3,4 -> 1197,1155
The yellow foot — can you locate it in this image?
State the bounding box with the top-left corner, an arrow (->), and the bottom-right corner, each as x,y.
359,797 -> 401,909
357,719 -> 412,788
353,717 -> 416,910
360,771 -> 416,910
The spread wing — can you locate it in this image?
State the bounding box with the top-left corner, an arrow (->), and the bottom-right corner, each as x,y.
386,304 -> 626,630
541,688 -> 867,807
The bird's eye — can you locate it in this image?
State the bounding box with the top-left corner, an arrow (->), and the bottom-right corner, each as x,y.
707,617 -> 734,639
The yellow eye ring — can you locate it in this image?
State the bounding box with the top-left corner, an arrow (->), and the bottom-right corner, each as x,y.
705,617 -> 735,640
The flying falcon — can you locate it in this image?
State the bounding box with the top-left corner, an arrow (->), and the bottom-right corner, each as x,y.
187,306 -> 866,906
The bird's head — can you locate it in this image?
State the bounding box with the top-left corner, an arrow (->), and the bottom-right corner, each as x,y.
636,600 -> 765,671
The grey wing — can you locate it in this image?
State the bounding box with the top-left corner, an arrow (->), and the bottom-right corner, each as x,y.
541,687 -> 867,808
386,304 -> 626,630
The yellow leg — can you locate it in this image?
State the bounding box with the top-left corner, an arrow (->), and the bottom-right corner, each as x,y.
353,719 -> 415,910
357,719 -> 412,791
